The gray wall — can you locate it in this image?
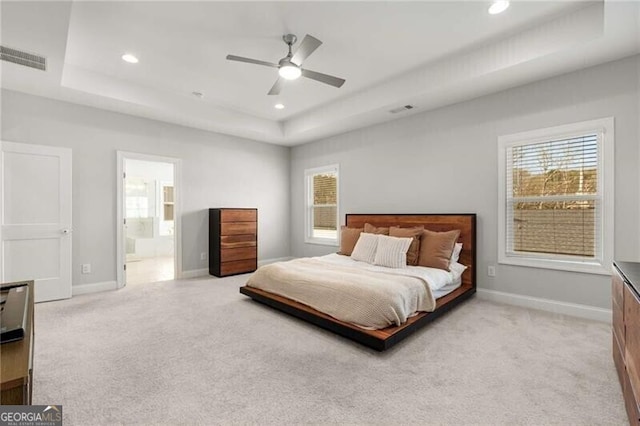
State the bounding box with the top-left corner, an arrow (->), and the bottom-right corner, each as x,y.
1,90 -> 291,287
290,55 -> 640,310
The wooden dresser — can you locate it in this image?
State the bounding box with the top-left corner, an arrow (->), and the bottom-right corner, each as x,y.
1,280 -> 34,405
613,261 -> 640,425
209,208 -> 257,277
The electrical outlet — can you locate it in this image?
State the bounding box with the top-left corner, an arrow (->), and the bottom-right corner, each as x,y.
487,265 -> 496,277
82,264 -> 92,274
200,252 -> 207,261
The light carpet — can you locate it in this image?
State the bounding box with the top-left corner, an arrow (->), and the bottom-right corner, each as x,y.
34,274 -> 625,425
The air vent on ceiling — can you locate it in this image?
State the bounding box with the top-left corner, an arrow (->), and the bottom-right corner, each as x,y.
0,46 -> 46,71
389,105 -> 415,114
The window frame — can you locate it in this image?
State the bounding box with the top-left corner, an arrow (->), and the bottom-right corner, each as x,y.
497,118 -> 614,275
304,164 -> 340,246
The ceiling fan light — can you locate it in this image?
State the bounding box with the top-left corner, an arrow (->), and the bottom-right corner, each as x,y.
279,64 -> 301,80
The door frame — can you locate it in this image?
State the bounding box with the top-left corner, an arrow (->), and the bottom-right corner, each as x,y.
116,151 -> 182,288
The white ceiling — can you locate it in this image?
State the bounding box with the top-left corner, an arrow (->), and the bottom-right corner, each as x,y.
2,1 -> 639,146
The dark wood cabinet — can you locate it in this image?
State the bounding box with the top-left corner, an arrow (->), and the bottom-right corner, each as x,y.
613,261 -> 640,425
209,208 -> 257,277
1,281 -> 34,405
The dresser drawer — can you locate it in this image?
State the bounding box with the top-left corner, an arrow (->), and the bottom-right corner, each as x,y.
220,259 -> 256,276
614,293 -> 625,349
615,333 -> 625,389
625,282 -> 640,410
624,368 -> 640,426
221,235 -> 257,249
221,209 -> 257,223
614,267 -> 624,311
221,222 -> 257,236
221,247 -> 257,263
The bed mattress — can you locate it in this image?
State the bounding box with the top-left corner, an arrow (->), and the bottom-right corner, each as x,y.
246,254 -> 464,329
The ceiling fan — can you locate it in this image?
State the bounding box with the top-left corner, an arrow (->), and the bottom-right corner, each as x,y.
226,34 -> 346,96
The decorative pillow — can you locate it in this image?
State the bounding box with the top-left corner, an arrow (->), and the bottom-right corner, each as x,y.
338,226 -> 363,256
364,223 -> 389,235
389,226 -> 424,266
351,233 -> 379,264
450,242 -> 463,263
418,229 -> 461,270
373,235 -> 412,268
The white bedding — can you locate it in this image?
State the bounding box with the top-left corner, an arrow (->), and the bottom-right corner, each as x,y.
318,253 -> 461,291
246,254 -> 465,329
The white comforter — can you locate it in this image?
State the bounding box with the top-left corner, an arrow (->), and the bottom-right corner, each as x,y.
246,254 -> 455,329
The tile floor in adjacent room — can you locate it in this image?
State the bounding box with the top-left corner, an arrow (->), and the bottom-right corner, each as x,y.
125,256 -> 174,285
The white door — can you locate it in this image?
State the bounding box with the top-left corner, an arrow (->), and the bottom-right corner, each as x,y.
1,141 -> 72,302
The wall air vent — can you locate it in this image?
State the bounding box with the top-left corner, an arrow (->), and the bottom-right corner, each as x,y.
389,105 -> 415,114
0,46 -> 46,71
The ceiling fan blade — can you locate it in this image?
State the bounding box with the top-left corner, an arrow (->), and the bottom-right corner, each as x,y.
226,55 -> 278,68
290,35 -> 322,66
301,69 -> 345,88
268,77 -> 286,95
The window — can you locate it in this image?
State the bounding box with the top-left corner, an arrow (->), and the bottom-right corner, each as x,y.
498,118 -> 614,275
305,165 -> 339,245
159,183 -> 175,236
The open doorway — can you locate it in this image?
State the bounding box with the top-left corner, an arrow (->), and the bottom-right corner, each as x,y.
116,152 -> 181,287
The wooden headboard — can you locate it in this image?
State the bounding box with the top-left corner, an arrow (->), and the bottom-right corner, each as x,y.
345,214 -> 476,290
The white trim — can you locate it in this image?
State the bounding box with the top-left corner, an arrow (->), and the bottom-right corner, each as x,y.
181,268 -> 209,279
497,117 -> 614,275
117,151 -> 183,288
477,288 -> 611,323
258,256 -> 294,267
181,258 -> 294,279
72,280 -> 118,296
304,164 -> 340,246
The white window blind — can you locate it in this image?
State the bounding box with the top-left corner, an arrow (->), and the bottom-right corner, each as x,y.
498,118 -> 614,275
507,134 -> 600,260
305,165 -> 339,245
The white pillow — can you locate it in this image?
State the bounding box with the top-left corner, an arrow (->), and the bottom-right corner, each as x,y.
450,243 -> 463,263
351,233 -> 379,264
374,235 -> 412,268
449,261 -> 468,280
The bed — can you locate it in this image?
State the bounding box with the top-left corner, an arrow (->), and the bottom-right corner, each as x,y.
240,214 -> 476,351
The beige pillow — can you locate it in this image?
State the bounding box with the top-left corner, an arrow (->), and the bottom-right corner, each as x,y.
338,226 -> 363,256
418,229 -> 461,270
373,235 -> 412,268
389,226 -> 424,266
364,223 -> 389,235
351,233 -> 379,264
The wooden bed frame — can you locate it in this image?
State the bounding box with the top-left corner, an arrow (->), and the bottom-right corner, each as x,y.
240,214 -> 476,351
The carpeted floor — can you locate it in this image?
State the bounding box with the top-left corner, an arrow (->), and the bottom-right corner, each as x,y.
34,274 -> 625,425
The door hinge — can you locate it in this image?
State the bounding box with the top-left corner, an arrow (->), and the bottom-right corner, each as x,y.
124,218 -> 126,225
124,264 -> 127,271
123,172 -> 126,179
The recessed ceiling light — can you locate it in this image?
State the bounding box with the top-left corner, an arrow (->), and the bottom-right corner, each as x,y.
121,54 -> 139,64
192,91 -> 204,99
274,103 -> 285,110
488,1 -> 509,15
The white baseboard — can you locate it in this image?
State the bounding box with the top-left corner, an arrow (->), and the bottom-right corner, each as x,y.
258,256 -> 293,267
476,288 -> 612,323
181,257 -> 293,279
72,280 -> 118,296
181,268 -> 209,279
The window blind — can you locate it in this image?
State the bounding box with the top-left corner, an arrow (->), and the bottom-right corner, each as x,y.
306,167 -> 338,241
505,134 -> 601,261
